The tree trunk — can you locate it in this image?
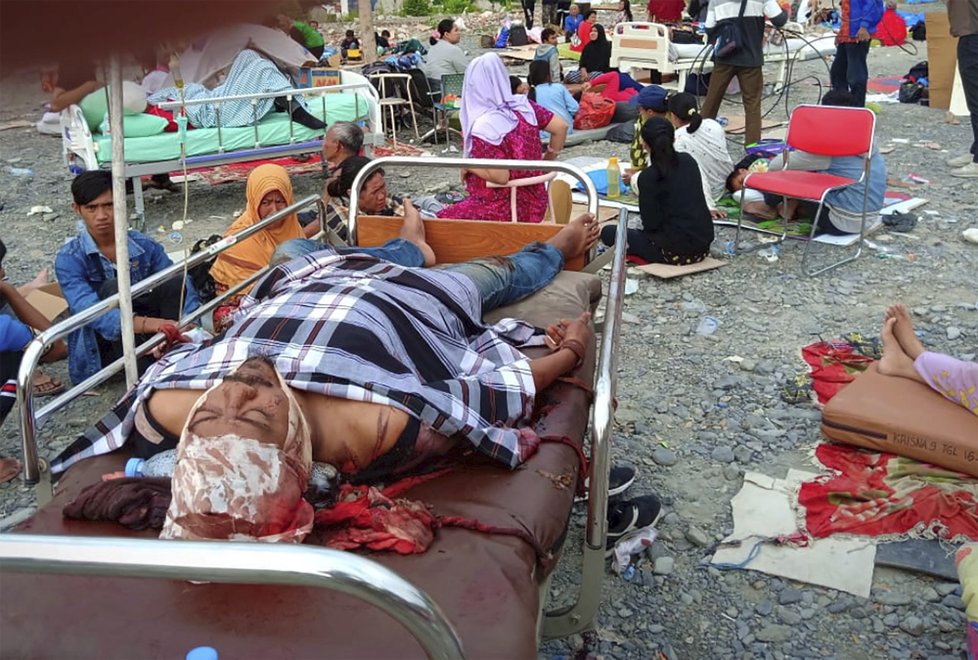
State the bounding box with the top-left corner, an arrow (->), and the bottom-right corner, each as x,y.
358,0 -> 377,63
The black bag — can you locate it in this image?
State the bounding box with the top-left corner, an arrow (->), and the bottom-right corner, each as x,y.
509,25 -> 529,46
187,234 -> 223,304
898,81 -> 926,105
605,121 -> 635,143
713,0 -> 748,60
684,72 -> 711,96
910,22 -> 926,41
671,28 -> 703,44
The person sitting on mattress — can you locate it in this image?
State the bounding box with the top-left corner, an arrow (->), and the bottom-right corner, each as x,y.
209,164 -> 305,329
528,60 -> 579,137
49,213 -> 603,486
600,117 -> 714,264
55,171 -> 200,386
147,48 -> 326,130
564,25 -> 644,102
436,54 -> 568,224
666,92 -> 733,219
879,304 -> 978,415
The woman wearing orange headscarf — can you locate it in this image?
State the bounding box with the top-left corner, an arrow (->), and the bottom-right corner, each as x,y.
210,164 -> 303,326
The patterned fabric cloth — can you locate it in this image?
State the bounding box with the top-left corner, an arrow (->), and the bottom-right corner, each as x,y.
799,442 -> 978,541
914,351 -> 978,415
149,49 -> 306,129
50,250 -> 542,475
801,340 -> 875,405
836,0 -> 858,44
437,101 -> 554,223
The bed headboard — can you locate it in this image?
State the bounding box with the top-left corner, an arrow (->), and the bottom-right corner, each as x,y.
355,216 -> 587,271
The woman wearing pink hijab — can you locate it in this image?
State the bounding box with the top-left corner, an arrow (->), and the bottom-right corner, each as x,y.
437,53 -> 569,223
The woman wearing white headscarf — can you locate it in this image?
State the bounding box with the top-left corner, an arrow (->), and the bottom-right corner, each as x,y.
436,53 -> 568,223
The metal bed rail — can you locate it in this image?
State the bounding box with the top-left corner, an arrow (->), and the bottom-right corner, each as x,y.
15,194 -> 326,488
344,156 -> 625,637
0,535 -> 463,659
154,77 -> 380,153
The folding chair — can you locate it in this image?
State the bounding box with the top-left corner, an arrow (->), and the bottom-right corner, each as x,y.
486,172 -> 560,223
734,104 -> 877,277
368,72 -> 420,144
420,73 -> 465,147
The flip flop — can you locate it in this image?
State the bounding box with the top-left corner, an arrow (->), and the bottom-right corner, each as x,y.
0,457 -> 21,484
32,372 -> 65,398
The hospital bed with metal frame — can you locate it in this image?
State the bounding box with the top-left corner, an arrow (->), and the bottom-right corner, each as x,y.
1,157 -> 629,658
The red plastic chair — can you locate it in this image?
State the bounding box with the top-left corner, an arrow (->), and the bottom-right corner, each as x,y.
735,104 -> 877,276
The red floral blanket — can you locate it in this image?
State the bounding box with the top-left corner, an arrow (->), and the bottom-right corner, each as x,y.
800,443 -> 978,542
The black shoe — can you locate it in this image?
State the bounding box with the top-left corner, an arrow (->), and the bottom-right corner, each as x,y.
273,96 -> 326,131
605,494 -> 662,557
575,465 -> 636,503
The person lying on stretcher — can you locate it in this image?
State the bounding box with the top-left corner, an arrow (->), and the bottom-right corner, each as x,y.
51,212 -> 601,489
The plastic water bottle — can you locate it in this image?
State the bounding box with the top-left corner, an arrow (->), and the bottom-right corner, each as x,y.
6,166 -> 33,178
125,449 -> 178,478
695,316 -> 720,336
606,156 -> 621,199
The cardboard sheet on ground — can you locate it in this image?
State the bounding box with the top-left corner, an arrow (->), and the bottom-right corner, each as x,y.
574,202 -> 620,223
499,45 -> 539,61
635,256 -> 727,278
711,470 -> 877,597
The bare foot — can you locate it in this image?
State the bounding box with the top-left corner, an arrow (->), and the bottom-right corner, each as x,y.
547,213 -> 600,261
878,317 -> 924,382
16,267 -> 50,297
884,303 -> 926,359
399,198 -> 436,267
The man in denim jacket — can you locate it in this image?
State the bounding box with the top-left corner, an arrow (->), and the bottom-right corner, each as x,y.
55,171 -> 200,384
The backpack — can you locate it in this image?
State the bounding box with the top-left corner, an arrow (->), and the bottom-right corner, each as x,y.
509,25 -> 529,46
573,93 -> 616,130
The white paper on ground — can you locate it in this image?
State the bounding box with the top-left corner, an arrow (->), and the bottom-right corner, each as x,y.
711,469 -> 877,598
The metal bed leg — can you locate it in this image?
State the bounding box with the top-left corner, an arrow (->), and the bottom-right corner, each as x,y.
132,175 -> 145,232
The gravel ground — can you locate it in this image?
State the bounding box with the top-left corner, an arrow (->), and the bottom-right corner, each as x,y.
1,9 -> 976,658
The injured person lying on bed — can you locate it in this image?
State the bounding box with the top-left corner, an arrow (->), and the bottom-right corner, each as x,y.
54,212 -> 601,544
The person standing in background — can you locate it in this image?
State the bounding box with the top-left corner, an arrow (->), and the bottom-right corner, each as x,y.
829,0 -> 884,107
946,0 -> 978,178
700,0 -> 788,148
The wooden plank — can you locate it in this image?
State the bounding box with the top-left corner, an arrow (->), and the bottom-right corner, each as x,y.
357,216 -> 586,271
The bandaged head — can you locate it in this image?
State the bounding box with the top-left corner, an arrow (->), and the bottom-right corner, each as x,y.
160,357 -> 314,543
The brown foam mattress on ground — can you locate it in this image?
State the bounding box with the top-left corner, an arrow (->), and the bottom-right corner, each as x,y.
1,271 -> 602,660
821,364 -> 978,477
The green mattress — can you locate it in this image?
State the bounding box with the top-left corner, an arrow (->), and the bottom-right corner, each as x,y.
557,43 -> 582,62
94,94 -> 370,165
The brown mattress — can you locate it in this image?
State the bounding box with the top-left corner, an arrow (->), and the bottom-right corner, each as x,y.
821,364 -> 978,477
0,271 -> 601,660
